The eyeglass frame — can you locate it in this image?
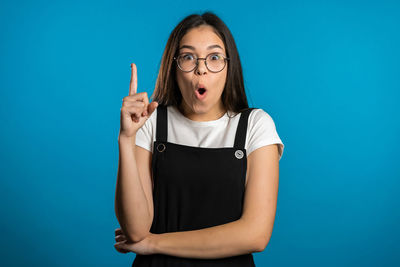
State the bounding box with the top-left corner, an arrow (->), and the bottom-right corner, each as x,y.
173,52 -> 230,73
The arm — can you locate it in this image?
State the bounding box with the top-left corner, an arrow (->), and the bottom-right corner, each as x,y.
115,135 -> 154,243
149,144 -> 280,259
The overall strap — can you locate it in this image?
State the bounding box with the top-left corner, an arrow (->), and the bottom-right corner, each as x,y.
156,104 -> 168,142
234,108 -> 256,149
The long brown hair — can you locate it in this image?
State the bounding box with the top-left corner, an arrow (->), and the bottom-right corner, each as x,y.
151,12 -> 250,114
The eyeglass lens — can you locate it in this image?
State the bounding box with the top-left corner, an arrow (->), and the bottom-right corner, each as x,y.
177,53 -> 226,72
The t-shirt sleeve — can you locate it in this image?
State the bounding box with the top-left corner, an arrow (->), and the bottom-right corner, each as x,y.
135,108 -> 157,153
246,109 -> 284,160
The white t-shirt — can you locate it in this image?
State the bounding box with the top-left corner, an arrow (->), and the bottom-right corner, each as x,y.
135,105 -> 284,160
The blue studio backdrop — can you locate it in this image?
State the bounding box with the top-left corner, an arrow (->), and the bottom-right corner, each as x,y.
1,0 -> 399,266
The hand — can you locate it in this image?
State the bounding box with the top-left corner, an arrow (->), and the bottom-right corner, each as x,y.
119,63 -> 158,138
114,227 -> 157,255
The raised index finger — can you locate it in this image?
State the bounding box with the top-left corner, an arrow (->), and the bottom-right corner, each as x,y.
129,63 -> 138,95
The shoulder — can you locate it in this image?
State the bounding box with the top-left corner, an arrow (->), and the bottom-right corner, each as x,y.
245,108 -> 284,159
247,108 -> 276,130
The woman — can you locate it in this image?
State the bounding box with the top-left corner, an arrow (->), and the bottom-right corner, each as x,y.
114,12 -> 284,266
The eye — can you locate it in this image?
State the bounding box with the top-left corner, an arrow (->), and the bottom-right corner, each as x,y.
181,53 -> 195,61
209,54 -> 222,61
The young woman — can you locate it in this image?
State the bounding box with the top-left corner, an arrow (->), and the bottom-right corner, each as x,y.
114,12 -> 284,266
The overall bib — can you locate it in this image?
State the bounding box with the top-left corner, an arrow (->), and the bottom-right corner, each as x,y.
132,105 -> 256,267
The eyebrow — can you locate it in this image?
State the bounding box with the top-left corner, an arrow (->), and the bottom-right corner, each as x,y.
179,44 -> 224,51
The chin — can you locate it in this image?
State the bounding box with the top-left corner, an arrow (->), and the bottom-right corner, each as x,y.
195,102 -> 214,113
189,105 -> 206,115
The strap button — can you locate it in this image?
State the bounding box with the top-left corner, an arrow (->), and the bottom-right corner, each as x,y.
235,150 -> 244,159
157,143 -> 166,152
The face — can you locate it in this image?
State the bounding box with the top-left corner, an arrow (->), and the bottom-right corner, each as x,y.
176,25 -> 228,120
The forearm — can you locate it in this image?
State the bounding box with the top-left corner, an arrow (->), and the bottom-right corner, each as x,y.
150,218 -> 262,259
115,135 -> 151,242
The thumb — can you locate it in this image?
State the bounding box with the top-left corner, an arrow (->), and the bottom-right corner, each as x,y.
147,101 -> 159,117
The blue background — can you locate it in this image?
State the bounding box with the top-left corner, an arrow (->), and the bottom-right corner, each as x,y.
1,0 -> 399,266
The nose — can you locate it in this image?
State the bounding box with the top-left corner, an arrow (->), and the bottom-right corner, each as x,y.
195,58 -> 207,75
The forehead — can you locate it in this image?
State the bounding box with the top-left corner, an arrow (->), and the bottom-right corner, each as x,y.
179,25 -> 225,52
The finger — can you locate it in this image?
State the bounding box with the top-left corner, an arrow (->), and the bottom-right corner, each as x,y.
115,228 -> 122,235
121,105 -> 144,116
115,241 -> 129,250
114,243 -> 129,254
141,93 -> 151,116
123,92 -> 149,104
124,92 -> 150,116
136,92 -> 149,106
129,63 -> 138,96
146,101 -> 159,117
121,106 -> 144,122
122,100 -> 145,108
115,235 -> 125,242
115,234 -> 127,242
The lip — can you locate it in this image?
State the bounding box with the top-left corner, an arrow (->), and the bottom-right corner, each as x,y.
194,89 -> 207,101
197,83 -> 206,89
194,87 -> 207,101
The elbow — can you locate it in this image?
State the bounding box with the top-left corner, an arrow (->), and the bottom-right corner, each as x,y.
241,218 -> 272,253
253,235 -> 270,252
127,231 -> 150,243
115,208 -> 153,243
123,228 -> 150,243
116,223 -> 152,243
122,220 -> 153,243
116,215 -> 151,243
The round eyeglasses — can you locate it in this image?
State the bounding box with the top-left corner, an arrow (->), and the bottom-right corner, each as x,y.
173,53 -> 229,73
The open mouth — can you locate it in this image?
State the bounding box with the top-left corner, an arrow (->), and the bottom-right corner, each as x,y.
198,88 -> 206,95
195,86 -> 207,100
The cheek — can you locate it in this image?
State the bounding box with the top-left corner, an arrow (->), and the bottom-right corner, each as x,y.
216,71 -> 228,91
176,71 -> 191,93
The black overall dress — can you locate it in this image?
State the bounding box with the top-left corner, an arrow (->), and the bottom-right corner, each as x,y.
132,104 -> 256,267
